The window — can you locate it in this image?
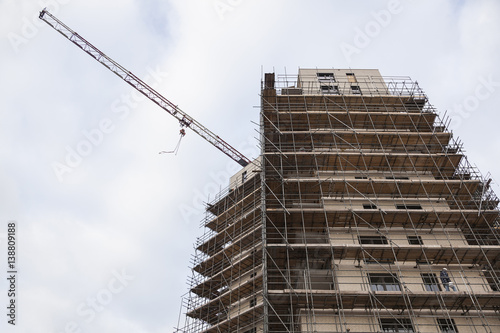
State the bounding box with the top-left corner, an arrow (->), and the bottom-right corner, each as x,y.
362,203 -> 377,209
242,171 -> 247,183
351,85 -> 361,94
437,318 -> 458,333
396,204 -> 422,210
249,298 -> 257,307
422,273 -> 441,291
358,235 -> 388,244
407,235 -> 423,245
380,318 -> 414,332
346,72 -> 357,83
317,72 -> 335,81
355,176 -> 368,179
320,85 -> 339,94
483,269 -> 500,291
386,176 -> 409,180
368,273 -> 401,291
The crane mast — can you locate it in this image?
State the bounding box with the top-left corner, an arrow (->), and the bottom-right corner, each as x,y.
39,9 -> 250,167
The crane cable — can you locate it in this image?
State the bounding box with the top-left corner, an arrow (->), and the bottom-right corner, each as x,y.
159,128 -> 186,155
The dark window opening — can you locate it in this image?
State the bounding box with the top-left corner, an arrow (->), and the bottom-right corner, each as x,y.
363,203 -> 377,209
368,273 -> 401,291
317,72 -> 335,81
437,318 -> 458,333
482,267 -> 499,291
242,171 -> 247,184
396,204 -> 423,210
380,318 -> 415,332
407,235 -> 423,245
320,85 -> 339,94
249,298 -> 256,307
355,176 -> 368,179
386,176 -> 409,180
359,235 -> 388,244
422,273 -> 441,291
351,85 -> 361,94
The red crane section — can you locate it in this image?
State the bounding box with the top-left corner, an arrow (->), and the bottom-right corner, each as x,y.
39,9 -> 251,167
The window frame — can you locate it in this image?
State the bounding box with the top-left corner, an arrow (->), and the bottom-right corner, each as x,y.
362,203 -> 377,209
437,318 -> 458,333
421,273 -> 442,292
407,235 -> 423,245
396,204 -> 423,210
368,273 -> 401,291
351,85 -> 362,94
317,72 -> 336,82
379,318 -> 415,332
249,297 -> 257,308
358,234 -> 388,244
346,72 -> 357,83
320,84 -> 339,94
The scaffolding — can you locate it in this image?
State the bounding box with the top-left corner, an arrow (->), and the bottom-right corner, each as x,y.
176,69 -> 500,333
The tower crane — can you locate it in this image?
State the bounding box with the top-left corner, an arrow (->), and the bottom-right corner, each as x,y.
39,9 -> 251,167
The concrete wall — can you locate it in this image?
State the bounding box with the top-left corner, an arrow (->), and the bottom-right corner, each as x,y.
333,262 -> 491,293
229,156 -> 261,190
318,170 -> 436,181
297,69 -> 388,96
323,196 -> 450,211
298,309 -> 500,332
228,294 -> 262,318
329,227 -> 467,247
229,267 -> 260,290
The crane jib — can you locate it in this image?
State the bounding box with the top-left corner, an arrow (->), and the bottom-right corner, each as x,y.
38,8 -> 251,168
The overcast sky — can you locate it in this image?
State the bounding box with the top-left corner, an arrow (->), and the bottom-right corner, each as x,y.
1,0 -> 500,332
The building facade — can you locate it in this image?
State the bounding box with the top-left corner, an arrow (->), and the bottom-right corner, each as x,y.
177,69 -> 500,333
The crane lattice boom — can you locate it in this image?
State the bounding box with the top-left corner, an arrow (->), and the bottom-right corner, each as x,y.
39,9 -> 250,167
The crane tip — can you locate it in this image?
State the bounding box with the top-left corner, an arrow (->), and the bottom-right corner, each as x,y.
39,7 -> 47,19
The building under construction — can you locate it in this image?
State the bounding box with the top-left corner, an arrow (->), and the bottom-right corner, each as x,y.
176,69 -> 500,333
